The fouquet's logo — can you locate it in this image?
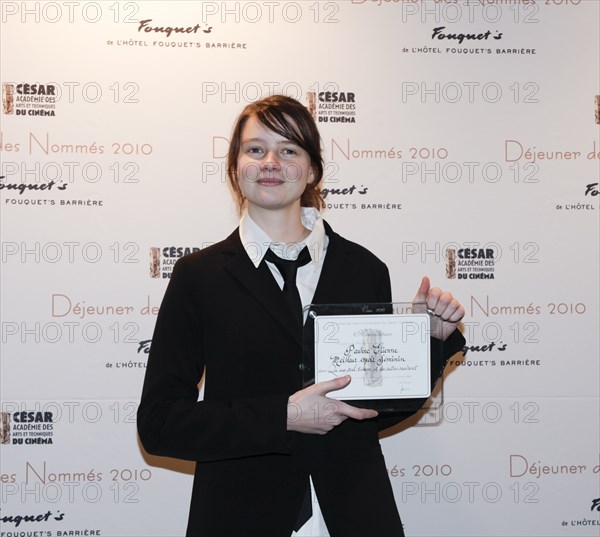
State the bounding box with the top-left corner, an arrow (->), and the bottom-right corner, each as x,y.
585,183 -> 598,196
0,510 -> 65,527
462,341 -> 507,356
137,18 -> 213,37
137,339 -> 152,354
0,176 -> 68,195
592,498 -> 600,512
431,27 -> 503,45
321,185 -> 368,199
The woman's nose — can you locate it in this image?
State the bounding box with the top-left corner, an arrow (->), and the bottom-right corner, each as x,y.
260,150 -> 281,170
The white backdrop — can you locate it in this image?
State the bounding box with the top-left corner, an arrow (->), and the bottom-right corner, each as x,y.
1,1 -> 599,536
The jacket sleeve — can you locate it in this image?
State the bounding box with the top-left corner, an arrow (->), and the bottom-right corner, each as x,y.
137,257 -> 295,462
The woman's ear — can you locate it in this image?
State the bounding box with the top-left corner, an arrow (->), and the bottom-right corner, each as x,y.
308,166 -> 316,185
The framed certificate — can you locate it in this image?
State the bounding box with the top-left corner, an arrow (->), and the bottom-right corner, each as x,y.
302,302 -> 445,413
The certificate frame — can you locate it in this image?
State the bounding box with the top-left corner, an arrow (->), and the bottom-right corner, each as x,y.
302,302 -> 446,413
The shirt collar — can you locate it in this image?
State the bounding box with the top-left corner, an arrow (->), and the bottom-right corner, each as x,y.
239,207 -> 326,268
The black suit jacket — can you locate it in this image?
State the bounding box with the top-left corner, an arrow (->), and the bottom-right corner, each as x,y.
138,222 -> 465,536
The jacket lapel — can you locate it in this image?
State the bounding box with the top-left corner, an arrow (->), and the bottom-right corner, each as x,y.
312,221 -> 349,304
221,229 -> 302,348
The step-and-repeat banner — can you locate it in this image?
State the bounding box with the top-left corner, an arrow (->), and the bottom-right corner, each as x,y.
1,1 -> 598,536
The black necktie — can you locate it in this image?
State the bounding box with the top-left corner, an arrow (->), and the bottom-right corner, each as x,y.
264,245 -> 313,531
264,246 -> 311,327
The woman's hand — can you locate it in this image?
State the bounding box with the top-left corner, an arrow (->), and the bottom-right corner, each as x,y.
413,276 -> 465,341
287,376 -> 378,434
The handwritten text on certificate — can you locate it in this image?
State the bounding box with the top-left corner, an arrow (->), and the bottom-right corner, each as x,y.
314,314 -> 431,400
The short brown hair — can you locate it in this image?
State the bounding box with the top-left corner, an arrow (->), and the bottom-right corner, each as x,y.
226,95 -> 324,213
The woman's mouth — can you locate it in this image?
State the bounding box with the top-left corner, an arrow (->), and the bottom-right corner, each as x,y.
257,178 -> 284,186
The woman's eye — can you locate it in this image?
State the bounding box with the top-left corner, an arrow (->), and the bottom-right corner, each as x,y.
282,148 -> 297,156
247,147 -> 263,155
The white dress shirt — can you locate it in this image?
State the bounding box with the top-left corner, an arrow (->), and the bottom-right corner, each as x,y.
239,207 -> 330,315
239,207 -> 331,537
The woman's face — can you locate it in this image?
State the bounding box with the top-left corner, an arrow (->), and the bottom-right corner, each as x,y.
236,115 -> 314,216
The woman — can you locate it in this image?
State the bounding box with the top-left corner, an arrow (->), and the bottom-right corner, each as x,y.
137,95 -> 465,536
